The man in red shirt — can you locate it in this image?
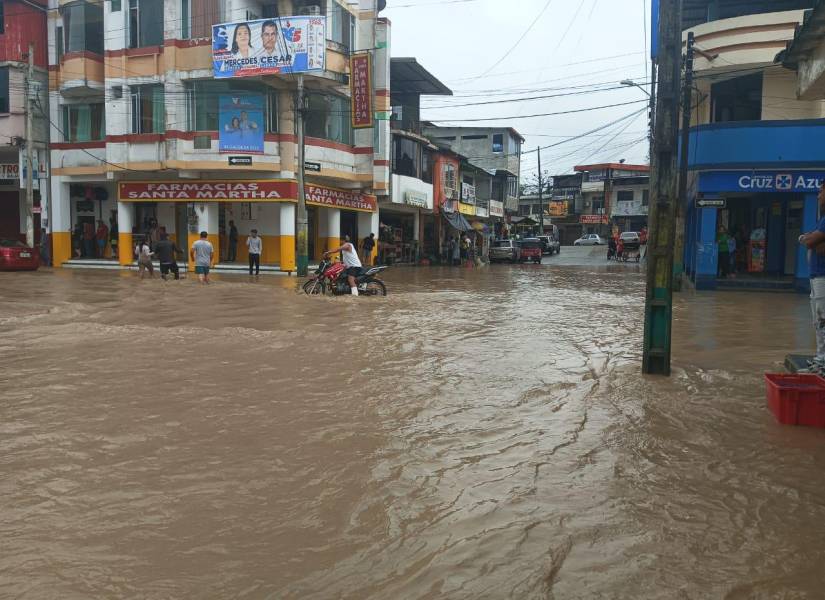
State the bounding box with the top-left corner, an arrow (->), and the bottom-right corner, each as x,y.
96,220 -> 109,258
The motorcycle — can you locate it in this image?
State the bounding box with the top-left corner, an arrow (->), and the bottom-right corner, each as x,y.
302,259 -> 388,296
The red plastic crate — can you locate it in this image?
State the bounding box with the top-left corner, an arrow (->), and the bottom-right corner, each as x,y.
765,373 -> 825,427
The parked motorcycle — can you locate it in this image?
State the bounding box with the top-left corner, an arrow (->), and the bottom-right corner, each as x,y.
302,259 -> 388,296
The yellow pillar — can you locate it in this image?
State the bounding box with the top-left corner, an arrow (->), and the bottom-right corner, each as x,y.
119,232 -> 133,266
280,203 -> 296,272
51,231 -> 72,267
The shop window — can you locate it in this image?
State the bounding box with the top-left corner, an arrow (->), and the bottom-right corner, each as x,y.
492,133 -> 504,153
712,73 -> 762,123
0,67 -> 8,113
306,93 -> 352,145
617,190 -> 634,203
129,0 -> 163,48
131,85 -> 165,134
186,80 -> 278,133
61,1 -> 104,55
392,136 -> 421,178
62,104 -> 105,141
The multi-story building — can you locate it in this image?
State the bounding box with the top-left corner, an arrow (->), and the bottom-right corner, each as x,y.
0,0 -> 48,243
422,124 -> 523,220
680,0 -> 825,291
574,162 -> 649,238
47,0 -> 390,270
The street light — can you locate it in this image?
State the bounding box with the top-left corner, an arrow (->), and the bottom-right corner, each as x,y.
620,79 -> 651,97
621,79 -> 655,154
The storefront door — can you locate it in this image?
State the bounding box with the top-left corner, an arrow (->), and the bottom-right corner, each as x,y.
341,211 -> 358,243
0,190 -> 19,239
785,201 -> 803,276
175,204 -> 189,260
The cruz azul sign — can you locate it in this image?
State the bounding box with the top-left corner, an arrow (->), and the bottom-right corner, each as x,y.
699,171 -> 825,194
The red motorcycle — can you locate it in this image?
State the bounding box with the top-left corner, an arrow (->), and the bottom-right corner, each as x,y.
302,259 -> 388,296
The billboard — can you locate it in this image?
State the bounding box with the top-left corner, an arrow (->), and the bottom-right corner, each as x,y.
350,54 -> 372,129
212,16 -> 326,78
219,95 -> 265,154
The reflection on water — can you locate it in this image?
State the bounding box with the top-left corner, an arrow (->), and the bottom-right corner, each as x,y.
1,266 -> 825,599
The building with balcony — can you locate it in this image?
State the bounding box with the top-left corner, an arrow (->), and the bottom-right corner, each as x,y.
0,0 -> 48,244
47,0 -> 390,270
680,0 -> 825,291
574,163 -> 649,239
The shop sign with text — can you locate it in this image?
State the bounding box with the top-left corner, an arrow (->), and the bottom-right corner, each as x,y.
306,184 -> 376,212
350,54 -> 372,129
459,202 -> 475,216
580,214 -> 608,224
699,171 -> 825,194
0,163 -> 19,179
404,190 -> 428,208
119,180 -> 297,201
489,200 -> 504,217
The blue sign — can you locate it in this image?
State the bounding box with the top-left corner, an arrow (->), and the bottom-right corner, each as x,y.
212,16 -> 326,79
651,0 -> 659,60
219,95 -> 265,155
699,171 -> 825,194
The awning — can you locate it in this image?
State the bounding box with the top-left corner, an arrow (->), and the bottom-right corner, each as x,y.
443,210 -> 474,232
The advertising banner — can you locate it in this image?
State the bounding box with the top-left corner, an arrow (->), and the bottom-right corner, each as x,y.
305,184 -> 377,212
350,54 -> 372,129
580,215 -> 608,224
219,95 -> 265,154
119,180 -> 297,201
212,16 -> 325,78
489,200 -> 504,217
698,171 -> 825,194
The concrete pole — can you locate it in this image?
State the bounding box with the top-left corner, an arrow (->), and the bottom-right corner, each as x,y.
537,147 -> 544,235
296,75 -> 309,276
25,42 -> 34,248
673,32 -> 695,289
642,0 -> 681,376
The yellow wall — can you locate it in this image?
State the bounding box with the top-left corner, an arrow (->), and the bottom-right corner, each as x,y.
280,235 -> 296,272
118,232 -> 133,266
52,232 -> 72,267
323,237 -> 340,257
235,235 -> 281,264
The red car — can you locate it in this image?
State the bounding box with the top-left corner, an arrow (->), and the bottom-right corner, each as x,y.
0,238 -> 40,271
518,238 -> 543,263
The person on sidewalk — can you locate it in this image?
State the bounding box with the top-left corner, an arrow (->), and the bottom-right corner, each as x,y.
136,235 -> 154,279
800,184 -> 825,373
228,221 -> 239,262
247,229 -> 262,276
717,226 -> 730,278
154,232 -> 180,280
361,233 -> 375,266
190,231 -> 214,284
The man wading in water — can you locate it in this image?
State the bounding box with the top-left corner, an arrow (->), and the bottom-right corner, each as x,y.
799,183 -> 825,373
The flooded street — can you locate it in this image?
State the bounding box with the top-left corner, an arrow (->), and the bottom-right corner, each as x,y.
2,254 -> 825,599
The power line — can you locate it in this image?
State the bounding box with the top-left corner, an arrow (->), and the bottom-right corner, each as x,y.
425,99 -> 648,122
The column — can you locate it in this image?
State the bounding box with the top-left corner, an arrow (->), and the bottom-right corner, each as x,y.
280,202 -> 296,272
50,177 -> 72,267
278,90 -> 296,179
187,202 -> 219,271
413,210 -> 420,241
358,210 -> 379,264
117,201 -> 134,266
796,193 -> 818,292
695,207 -> 718,290
324,207 -> 340,254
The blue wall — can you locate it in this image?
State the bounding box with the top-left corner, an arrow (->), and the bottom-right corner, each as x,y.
688,120 -> 825,170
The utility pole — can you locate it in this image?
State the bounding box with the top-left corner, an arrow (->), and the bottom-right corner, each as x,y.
642,0 -> 681,376
296,74 -> 309,276
537,146 -> 543,236
648,63 -> 657,158
673,31 -> 695,289
24,42 -> 34,249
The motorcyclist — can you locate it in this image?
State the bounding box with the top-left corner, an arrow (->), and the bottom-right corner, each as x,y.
324,239 -> 362,296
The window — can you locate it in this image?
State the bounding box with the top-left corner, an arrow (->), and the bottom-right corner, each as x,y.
642,189 -> 649,206
443,163 -> 457,193
491,178 -> 503,201
617,190 -> 634,203
0,67 -> 8,113
508,134 -> 519,155
507,176 -> 518,198
181,0 -> 190,38
129,0 -> 163,48
591,195 -> 605,212
0,1 -> 4,34
111,0 -> 121,10
62,104 -> 105,141
461,134 -> 487,140
463,174 -> 474,186
305,93 -> 352,145
329,3 -> 354,50
492,133 -> 504,153
712,73 -> 762,123
61,1 -> 104,55
131,85 -> 165,134
187,81 -> 278,133
392,137 -> 421,178
56,26 -> 64,62
422,150 -> 433,184
181,0 -> 219,39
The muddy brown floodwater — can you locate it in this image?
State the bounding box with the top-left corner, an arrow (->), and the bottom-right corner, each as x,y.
2,263 -> 825,599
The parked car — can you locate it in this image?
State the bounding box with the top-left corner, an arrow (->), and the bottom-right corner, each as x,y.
490,239 -> 520,262
574,234 -> 605,246
0,238 -> 40,271
518,238 -> 543,263
619,231 -> 640,244
537,235 -> 560,255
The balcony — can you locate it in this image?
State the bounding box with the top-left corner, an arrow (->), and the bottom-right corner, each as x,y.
687,119 -> 825,170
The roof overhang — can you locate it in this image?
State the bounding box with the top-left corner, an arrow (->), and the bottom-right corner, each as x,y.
390,58 -> 453,97
777,2 -> 825,69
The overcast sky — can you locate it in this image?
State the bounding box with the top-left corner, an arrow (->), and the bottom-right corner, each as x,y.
384,0 -> 652,182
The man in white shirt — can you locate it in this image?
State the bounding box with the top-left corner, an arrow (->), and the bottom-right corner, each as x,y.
190,231 -> 214,284
247,228 -> 262,276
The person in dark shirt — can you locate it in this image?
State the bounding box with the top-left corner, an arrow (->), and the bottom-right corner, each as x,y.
228,220 -> 239,262
153,232 -> 180,280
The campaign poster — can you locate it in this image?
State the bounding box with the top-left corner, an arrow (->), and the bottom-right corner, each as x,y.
219,95 -> 265,154
350,54 -> 372,129
212,16 -> 326,78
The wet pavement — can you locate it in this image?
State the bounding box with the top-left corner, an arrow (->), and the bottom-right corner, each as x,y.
1,260 -> 824,599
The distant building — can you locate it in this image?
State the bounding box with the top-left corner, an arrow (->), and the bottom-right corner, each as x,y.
574,163 -> 649,238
